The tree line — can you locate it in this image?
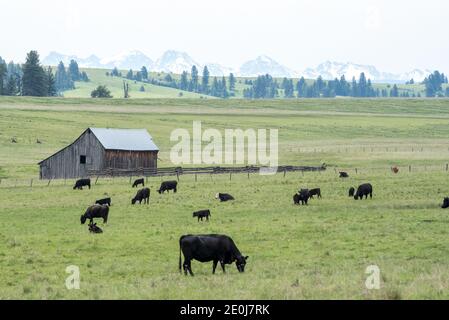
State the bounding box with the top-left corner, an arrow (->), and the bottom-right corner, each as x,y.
0,51 -> 89,97
109,65 -> 236,98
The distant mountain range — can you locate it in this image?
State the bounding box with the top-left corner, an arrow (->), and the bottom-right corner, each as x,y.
42,50 -> 435,83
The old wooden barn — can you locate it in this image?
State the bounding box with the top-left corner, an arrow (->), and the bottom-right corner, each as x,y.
38,128 -> 159,179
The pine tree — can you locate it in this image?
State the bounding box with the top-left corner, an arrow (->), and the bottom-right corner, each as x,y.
5,75 -> 17,96
22,51 -> 47,96
126,69 -> 134,80
296,77 -> 306,97
55,62 -> 74,92
141,66 -> 148,80
0,60 -> 6,95
201,66 -> 209,94
229,73 -> 236,94
68,60 -> 80,81
46,67 -> 57,96
190,65 -> 199,92
180,71 -> 189,91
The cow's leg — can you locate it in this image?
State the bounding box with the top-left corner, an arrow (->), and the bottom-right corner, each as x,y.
212,260 -> 218,274
174,188 -> 177,193
220,261 -> 226,273
370,192 -> 372,199
187,260 -> 194,276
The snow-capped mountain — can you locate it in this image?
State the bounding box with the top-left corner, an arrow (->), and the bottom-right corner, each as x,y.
300,61 -> 432,83
206,63 -> 236,77
239,55 -> 298,78
100,50 -> 154,70
154,50 -> 200,74
42,51 -> 436,83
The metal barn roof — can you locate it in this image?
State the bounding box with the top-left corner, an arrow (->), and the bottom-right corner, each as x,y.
90,128 -> 159,151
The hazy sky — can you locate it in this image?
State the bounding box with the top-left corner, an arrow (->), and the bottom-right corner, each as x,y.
1,0 -> 448,72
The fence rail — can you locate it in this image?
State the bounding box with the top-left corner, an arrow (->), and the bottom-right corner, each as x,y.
87,165 -> 326,178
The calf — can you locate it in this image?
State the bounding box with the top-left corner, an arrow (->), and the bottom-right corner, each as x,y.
95,197 -> 111,206
339,172 -> 349,178
132,178 -> 145,188
73,178 -> 91,190
193,209 -> 211,222
442,197 -> 449,209
308,188 -> 322,199
132,187 -> 150,204
80,204 -> 109,224
293,189 -> 309,205
354,183 -> 373,200
158,180 -> 177,194
88,222 -> 103,233
179,234 -> 248,276
215,193 -> 234,202
348,187 -> 355,197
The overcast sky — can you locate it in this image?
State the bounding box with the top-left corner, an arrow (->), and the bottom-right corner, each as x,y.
1,0 -> 448,73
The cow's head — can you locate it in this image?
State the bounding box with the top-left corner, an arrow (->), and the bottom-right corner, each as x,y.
236,255 -> 249,273
80,215 -> 87,224
131,198 -> 136,205
442,197 -> 449,209
158,189 -> 162,194
192,212 -> 198,217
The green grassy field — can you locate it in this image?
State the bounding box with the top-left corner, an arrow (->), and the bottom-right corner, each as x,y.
54,66 -> 433,99
1,97 -> 449,299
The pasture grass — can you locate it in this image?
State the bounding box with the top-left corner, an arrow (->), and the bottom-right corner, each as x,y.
1,97 -> 449,299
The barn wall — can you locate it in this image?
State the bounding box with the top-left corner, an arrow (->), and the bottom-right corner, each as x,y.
39,130 -> 105,179
103,150 -> 158,169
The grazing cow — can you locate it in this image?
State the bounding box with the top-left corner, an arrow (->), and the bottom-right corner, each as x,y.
348,187 -> 355,197
80,204 -> 109,224
132,178 -> 145,188
354,183 -> 373,200
193,209 -> 211,222
179,234 -> 248,276
88,222 -> 103,234
95,197 -> 111,206
215,193 -> 234,202
73,178 -> 91,190
293,189 -> 310,205
132,187 -> 150,204
442,197 -> 449,209
158,181 -> 177,194
339,172 -> 349,178
391,166 -> 399,174
308,188 -> 322,199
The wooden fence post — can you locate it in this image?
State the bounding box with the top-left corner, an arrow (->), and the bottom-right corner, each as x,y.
47,179 -> 51,186
230,172 -> 232,181
95,176 -> 99,185
176,172 -> 179,181
283,169 -> 286,178
446,163 -> 448,172
409,165 -> 411,173
355,168 -> 358,174
195,173 -> 197,182
30,179 -> 33,187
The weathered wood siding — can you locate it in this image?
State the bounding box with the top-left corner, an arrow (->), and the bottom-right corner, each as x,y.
39,130 -> 105,179
103,150 -> 158,169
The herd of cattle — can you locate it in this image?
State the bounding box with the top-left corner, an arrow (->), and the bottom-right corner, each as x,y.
74,177 -> 242,276
73,169 -> 449,276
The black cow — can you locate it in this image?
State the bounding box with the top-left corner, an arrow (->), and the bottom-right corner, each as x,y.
308,188 -> 322,199
88,222 -> 103,233
158,181 -> 177,194
339,172 -> 349,178
293,189 -> 310,205
80,204 -> 109,224
73,178 -> 91,190
193,209 -> 211,222
179,234 -> 248,276
442,197 -> 449,209
348,187 -> 355,197
132,178 -> 145,188
132,187 -> 150,204
215,193 -> 234,202
354,183 -> 373,200
95,197 -> 111,206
